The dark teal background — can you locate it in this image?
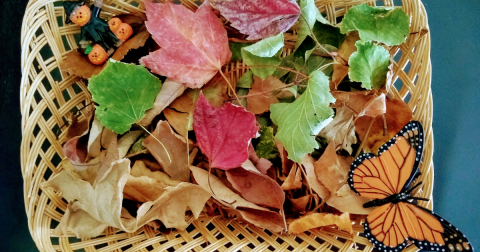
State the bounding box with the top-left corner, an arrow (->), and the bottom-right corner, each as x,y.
0,0 -> 478,251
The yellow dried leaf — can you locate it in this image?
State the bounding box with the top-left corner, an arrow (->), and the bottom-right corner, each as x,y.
289,212 -> 353,235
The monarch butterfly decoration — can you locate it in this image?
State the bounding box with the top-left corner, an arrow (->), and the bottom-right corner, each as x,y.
348,121 -> 474,252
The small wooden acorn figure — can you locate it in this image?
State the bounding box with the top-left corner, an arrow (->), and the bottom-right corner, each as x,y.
64,0 -> 133,65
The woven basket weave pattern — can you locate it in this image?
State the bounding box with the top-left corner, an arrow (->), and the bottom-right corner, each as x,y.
20,0 -> 433,251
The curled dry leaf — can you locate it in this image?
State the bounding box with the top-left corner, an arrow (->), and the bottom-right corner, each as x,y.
247,75 -> 286,114
140,79 -> 186,126
355,97 -> 412,153
281,163 -> 303,191
123,161 -> 181,202
191,166 -> 285,232
301,155 -> 330,200
94,137 -> 119,187
330,31 -> 360,90
288,212 -> 353,235
64,113 -> 92,144
193,93 -> 258,170
314,142 -> 353,194
325,184 -> 372,215
43,159 -> 210,237
212,0 -> 300,40
141,0 -> 231,88
143,121 -> 192,182
319,107 -> 357,155
289,194 -> 320,213
226,167 -> 285,210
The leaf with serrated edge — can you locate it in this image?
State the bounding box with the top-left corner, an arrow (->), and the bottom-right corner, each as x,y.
340,4 -> 410,46
270,70 -> 335,162
89,60 -> 162,134
295,0 -> 327,48
348,41 -> 390,90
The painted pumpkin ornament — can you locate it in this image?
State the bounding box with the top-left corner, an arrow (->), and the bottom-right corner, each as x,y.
63,0 -> 133,65
349,121 -> 473,252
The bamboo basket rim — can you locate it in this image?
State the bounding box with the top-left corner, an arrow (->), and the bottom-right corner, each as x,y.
20,0 -> 434,251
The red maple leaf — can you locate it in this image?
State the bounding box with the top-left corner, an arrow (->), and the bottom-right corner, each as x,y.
140,0 -> 231,88
193,93 -> 258,170
212,0 -> 300,40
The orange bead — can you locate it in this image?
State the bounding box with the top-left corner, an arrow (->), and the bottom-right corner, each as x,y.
108,17 -> 122,32
70,5 -> 91,26
88,44 -> 108,65
115,23 -> 133,41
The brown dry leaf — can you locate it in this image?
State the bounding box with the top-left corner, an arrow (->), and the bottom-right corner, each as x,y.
301,155 -> 330,200
289,212 -> 353,235
60,50 -> 105,79
326,184 -> 372,215
111,25 -> 150,61
247,75 -> 286,114
281,163 -> 303,190
226,167 -> 285,210
236,208 -> 286,233
87,116 -> 104,158
331,31 -> 360,90
130,160 -> 180,187
140,79 -> 186,126
143,121 -> 192,182
44,159 -> 210,237
314,142 -> 353,194
319,107 -> 357,155
163,107 -> 190,138
191,166 -> 286,232
123,161 -> 181,202
332,90 -> 386,118
289,194 -> 319,212
190,166 -> 270,211
94,137 -> 119,187
355,97 -> 412,153
64,113 -> 92,143
358,93 -> 386,117
275,139 -> 293,176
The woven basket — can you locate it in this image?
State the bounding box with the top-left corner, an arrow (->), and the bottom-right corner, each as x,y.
20,0 -> 433,251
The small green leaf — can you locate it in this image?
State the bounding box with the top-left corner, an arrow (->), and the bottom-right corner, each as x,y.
89,60 -> 162,134
237,88 -> 249,107
229,42 -> 250,61
270,70 -> 335,162
312,21 -> 346,51
255,126 -> 279,160
242,49 -> 282,80
340,4 -> 410,46
237,70 -> 254,88
243,33 -> 284,57
348,41 -> 390,90
296,0 -> 328,48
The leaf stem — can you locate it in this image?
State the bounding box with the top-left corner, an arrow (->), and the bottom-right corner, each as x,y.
207,163 -> 236,205
298,14 -> 339,64
138,124 -> 172,163
232,82 -> 297,100
218,70 -> 242,105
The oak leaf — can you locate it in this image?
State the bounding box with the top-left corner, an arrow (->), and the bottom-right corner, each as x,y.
212,0 -> 300,40
193,93 -> 258,169
140,0 -> 231,88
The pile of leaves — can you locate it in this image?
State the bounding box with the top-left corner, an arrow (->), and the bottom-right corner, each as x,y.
44,0 -> 416,238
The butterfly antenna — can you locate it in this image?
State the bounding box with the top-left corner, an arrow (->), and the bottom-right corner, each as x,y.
408,196 -> 430,202
406,181 -> 423,194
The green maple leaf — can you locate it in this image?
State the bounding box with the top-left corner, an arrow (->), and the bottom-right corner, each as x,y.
89,60 -> 162,134
255,126 -> 278,160
340,4 -> 410,46
241,33 -> 284,79
348,41 -> 390,90
270,70 -> 335,162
